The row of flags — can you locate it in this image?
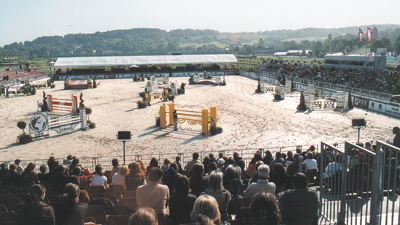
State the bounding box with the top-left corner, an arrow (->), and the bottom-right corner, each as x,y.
358,27 -> 373,42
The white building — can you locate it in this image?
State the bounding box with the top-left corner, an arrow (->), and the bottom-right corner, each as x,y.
323,54 -> 386,73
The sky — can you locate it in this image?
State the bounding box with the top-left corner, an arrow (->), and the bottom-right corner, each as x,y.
0,0 -> 399,47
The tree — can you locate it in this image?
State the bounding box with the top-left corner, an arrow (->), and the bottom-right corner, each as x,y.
372,27 -> 379,40
348,91 -> 353,110
328,34 -> 333,41
297,92 -> 307,111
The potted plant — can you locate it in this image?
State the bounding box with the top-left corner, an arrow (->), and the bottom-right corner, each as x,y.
16,121 -> 33,144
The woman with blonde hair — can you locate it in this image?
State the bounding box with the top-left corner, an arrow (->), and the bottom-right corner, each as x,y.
111,165 -> 129,189
191,195 -> 221,225
125,162 -> 145,191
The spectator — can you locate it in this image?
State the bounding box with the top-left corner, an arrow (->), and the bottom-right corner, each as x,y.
0,163 -> 8,184
247,152 -> 262,178
304,152 -> 318,171
286,151 -> 294,167
269,163 -> 292,194
190,163 -> 208,197
161,158 -> 172,173
111,165 -> 129,189
129,207 -> 158,225
17,184 -> 55,225
126,162 -> 145,191
162,163 -> 180,193
38,164 -> 50,183
203,156 -> 211,174
249,160 -> 265,184
21,162 -> 39,187
393,127 -> 400,148
216,158 -> 225,173
223,165 -> 241,197
136,167 -> 169,224
233,152 -> 245,172
47,156 -> 57,174
146,158 -> 160,177
5,164 -> 21,186
91,164 -> 108,188
137,160 -> 147,175
206,162 -> 217,176
269,152 -> 285,169
250,192 -> 280,225
186,152 -> 201,176
68,158 -> 80,176
63,155 -> 73,166
15,159 -> 24,175
56,183 -> 87,225
278,173 -> 320,225
287,153 -> 306,177
263,150 -> 273,165
169,175 -> 197,225
191,195 -> 221,225
244,164 -> 275,204
175,156 -> 183,173
201,171 -> 231,221
51,165 -> 69,194
77,166 -> 93,190
110,158 -> 120,180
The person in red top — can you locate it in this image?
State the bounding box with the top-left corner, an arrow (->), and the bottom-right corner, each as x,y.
77,167 -> 92,190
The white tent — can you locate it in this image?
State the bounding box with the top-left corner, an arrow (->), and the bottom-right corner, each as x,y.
54,54 -> 238,68
386,54 -> 396,63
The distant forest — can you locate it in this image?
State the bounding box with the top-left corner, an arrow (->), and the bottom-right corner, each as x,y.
1,24 -> 400,60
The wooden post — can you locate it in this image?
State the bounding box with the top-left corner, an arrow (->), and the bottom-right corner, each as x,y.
210,106 -> 217,127
160,104 -> 167,128
202,109 -> 208,134
169,102 -> 175,126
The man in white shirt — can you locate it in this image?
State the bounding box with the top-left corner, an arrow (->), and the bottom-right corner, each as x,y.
304,152 -> 318,171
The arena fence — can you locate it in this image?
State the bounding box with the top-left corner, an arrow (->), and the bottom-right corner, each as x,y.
320,141 -> 400,225
2,144 -> 328,174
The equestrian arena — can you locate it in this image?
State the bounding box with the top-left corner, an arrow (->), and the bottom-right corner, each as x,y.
0,75 -> 397,162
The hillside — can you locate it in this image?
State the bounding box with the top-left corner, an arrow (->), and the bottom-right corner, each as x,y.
1,24 -> 400,60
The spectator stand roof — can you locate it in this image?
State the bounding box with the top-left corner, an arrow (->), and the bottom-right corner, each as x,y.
54,54 -> 238,68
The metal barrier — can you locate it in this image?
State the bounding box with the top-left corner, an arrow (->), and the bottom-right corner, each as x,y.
319,141 -> 400,225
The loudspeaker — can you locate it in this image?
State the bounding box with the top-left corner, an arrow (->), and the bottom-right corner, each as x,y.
118,131 -> 131,140
352,119 -> 366,127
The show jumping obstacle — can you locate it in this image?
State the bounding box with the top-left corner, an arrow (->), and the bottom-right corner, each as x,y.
38,94 -> 79,113
64,78 -> 93,89
31,94 -> 88,138
159,102 -> 217,134
304,85 -> 348,110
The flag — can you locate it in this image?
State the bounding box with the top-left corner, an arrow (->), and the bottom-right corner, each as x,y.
367,27 -> 373,41
359,28 -> 363,42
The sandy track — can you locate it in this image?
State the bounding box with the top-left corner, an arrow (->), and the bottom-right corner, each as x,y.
0,76 -> 398,162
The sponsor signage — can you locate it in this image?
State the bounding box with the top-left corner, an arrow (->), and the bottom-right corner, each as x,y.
369,100 -> 385,112
354,97 -> 369,108
51,123 -> 79,134
385,105 -> 400,117
104,74 -> 115,79
29,113 -> 49,137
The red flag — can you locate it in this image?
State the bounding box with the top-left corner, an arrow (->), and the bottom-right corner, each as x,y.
367,27 -> 373,41
359,28 -> 363,42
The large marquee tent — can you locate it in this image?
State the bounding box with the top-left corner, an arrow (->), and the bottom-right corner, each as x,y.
54,54 -> 238,68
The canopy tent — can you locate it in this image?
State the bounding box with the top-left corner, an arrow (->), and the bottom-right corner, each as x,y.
386,53 -> 396,63
54,54 -> 238,68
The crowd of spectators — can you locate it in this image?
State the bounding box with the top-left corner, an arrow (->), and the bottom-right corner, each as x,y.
0,147 -> 326,225
259,60 -> 400,95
